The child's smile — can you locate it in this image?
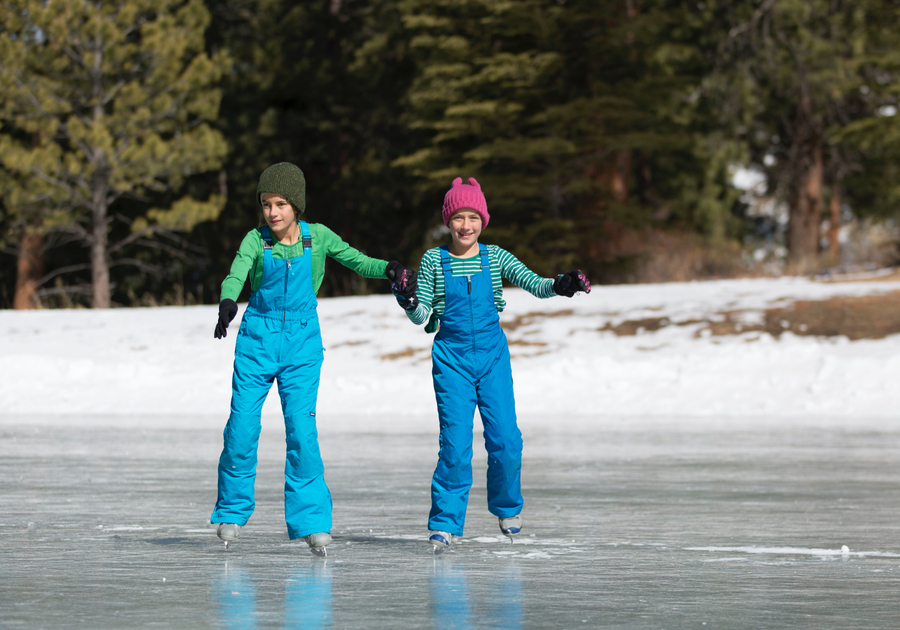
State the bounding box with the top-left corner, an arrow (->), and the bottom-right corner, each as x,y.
448,209 -> 483,256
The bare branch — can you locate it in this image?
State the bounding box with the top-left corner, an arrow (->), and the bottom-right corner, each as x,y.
11,76 -> 62,118
54,222 -> 92,242
36,284 -> 94,297
729,0 -> 779,39
109,257 -> 162,274
128,236 -> 197,262
74,136 -> 96,161
101,79 -> 128,106
120,14 -> 150,42
112,136 -> 131,161
43,229 -> 87,249
28,167 -> 91,207
58,41 -> 86,68
107,227 -> 156,255
34,262 -> 93,287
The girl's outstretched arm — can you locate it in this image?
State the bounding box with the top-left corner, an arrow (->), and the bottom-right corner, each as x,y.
494,246 -> 556,298
318,224 -> 388,279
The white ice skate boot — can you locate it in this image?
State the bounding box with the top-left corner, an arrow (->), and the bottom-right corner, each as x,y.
216,523 -> 241,548
428,531 -> 452,553
499,515 -> 522,539
303,532 -> 332,557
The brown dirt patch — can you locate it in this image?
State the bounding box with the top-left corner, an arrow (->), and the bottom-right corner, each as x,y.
330,340 -> 369,348
600,317 -> 672,336
601,290 -> 900,341
816,268 -> 900,283
501,310 -> 574,331
381,347 -> 425,360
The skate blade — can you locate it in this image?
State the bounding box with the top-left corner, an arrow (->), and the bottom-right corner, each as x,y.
431,545 -> 446,555
309,546 -> 327,558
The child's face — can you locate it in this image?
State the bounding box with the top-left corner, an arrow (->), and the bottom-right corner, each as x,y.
448,209 -> 483,250
261,193 -> 296,232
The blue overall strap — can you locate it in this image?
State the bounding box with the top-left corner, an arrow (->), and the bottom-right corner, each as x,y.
439,245 -> 452,273
479,243 -> 490,273
300,221 -> 312,253
258,226 -> 274,250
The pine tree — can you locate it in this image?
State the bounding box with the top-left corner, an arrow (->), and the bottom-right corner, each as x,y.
0,0 -> 228,307
717,0 -> 891,271
205,0 -> 420,298
826,4 -> 900,229
393,0 -> 741,279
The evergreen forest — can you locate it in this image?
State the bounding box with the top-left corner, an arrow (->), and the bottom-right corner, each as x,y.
3,0 -> 900,309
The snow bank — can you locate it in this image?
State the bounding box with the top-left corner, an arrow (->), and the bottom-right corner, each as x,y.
2,276 -> 900,430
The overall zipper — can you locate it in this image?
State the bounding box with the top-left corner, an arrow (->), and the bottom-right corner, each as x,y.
467,274 -> 476,354
283,258 -> 291,327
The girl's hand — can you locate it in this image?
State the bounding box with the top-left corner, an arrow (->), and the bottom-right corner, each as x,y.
553,270 -> 591,297
386,261 -> 419,311
385,261 -> 405,283
214,299 -> 238,338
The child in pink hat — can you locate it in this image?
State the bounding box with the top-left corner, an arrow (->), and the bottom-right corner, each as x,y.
441,177 -> 491,227
389,176 -> 592,552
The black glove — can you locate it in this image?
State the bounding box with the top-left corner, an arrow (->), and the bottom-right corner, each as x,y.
553,270 -> 592,298
214,299 -> 238,339
386,261 -> 419,311
385,260 -> 405,283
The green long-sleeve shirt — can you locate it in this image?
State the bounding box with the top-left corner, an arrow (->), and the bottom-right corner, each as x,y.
220,224 -> 389,301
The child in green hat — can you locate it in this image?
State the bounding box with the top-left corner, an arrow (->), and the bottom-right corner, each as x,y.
211,162 -> 415,556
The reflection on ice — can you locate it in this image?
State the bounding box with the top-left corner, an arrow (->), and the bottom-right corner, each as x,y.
482,564 -> 522,630
213,565 -> 259,630
430,563 -> 471,628
284,564 -> 333,629
430,562 -> 522,630
212,562 -> 333,629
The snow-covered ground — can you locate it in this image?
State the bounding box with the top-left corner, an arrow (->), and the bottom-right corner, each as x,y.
3,275 -> 900,630
2,275 -> 899,430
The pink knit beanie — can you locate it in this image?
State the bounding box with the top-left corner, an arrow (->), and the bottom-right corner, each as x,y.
442,177 -> 489,228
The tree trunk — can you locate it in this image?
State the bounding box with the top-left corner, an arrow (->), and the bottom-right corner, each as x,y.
90,34 -> 111,308
91,168 -> 111,308
828,188 -> 840,264
14,228 -> 45,309
610,150 -> 631,203
787,135 -> 823,272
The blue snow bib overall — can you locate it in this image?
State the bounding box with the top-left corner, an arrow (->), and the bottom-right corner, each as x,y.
429,244 -> 523,536
212,222 -> 332,539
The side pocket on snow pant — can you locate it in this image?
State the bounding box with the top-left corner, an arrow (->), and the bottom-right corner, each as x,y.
234,316 -> 264,359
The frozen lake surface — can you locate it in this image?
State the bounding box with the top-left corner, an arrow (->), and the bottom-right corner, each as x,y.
2,415 -> 899,629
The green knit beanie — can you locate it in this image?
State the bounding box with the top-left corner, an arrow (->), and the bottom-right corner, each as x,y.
256,162 -> 306,215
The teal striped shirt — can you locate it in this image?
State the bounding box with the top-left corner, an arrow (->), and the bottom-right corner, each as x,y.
407,244 -> 556,331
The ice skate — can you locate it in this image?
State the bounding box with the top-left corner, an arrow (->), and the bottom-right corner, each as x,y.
428,531 -> 452,554
216,523 -> 241,549
303,532 -> 332,557
499,515 -> 521,541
